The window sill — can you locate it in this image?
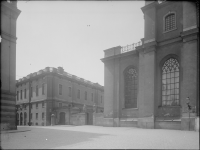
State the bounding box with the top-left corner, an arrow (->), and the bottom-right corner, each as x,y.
158,105 -> 182,108
163,28 -> 177,34
122,107 -> 138,110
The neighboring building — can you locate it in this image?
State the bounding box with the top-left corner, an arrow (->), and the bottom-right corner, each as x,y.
101,1 -> 199,131
1,0 -> 21,130
16,67 -> 104,126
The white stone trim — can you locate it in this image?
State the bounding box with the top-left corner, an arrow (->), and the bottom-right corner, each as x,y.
183,25 -> 197,32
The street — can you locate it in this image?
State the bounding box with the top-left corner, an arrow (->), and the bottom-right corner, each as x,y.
1,125 -> 199,149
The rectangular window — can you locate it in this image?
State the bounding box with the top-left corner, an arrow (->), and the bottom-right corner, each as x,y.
24,104 -> 26,110
17,91 -> 19,100
36,113 -> 38,119
91,93 -> 93,101
20,90 -> 22,99
24,89 -> 26,99
85,91 -> 87,100
68,87 -> 72,97
36,85 -> 38,96
36,103 -> 38,109
77,89 -> 80,99
42,83 -> 45,95
42,102 -> 44,108
42,112 -> 44,120
59,84 -> 62,95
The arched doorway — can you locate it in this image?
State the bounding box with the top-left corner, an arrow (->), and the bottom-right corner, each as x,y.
20,113 -> 23,125
59,112 -> 65,125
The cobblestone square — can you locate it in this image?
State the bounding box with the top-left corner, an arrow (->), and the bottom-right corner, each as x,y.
1,125 -> 199,149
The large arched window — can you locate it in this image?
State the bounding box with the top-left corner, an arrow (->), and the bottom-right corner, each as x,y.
124,66 -> 137,108
162,58 -> 179,106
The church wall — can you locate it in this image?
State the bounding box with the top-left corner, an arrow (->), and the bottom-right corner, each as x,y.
119,52 -> 139,119
155,42 -> 182,119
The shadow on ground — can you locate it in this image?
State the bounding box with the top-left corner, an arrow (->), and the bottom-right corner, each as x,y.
1,126 -> 108,149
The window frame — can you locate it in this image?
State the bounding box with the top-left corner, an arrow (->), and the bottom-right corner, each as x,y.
77,89 -> 80,99
68,87 -> 72,97
59,84 -> 62,95
161,57 -> 180,106
123,65 -> 138,109
42,83 -> 45,95
24,89 -> 26,99
36,85 -> 38,97
163,11 -> 177,33
85,91 -> 87,100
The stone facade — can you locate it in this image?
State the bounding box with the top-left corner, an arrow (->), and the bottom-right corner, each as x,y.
16,67 -> 104,126
1,0 -> 21,130
101,1 -> 199,131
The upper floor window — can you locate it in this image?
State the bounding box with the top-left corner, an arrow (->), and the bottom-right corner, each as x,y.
124,66 -> 138,108
162,58 -> 179,106
36,113 -> 38,119
36,85 -> 38,96
42,112 -> 44,120
20,90 -> 22,100
36,103 -> 38,109
24,89 -> 26,99
77,89 -> 80,99
59,84 -> 62,95
164,12 -> 176,32
42,102 -> 44,108
101,95 -> 103,103
68,87 -> 72,97
42,83 -> 45,95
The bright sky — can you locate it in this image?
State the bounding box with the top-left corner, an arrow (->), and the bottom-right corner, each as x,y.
16,1 -> 144,86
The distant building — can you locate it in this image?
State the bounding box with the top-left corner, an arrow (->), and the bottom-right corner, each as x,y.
101,1 -> 199,131
1,0 -> 21,130
16,67 -> 104,126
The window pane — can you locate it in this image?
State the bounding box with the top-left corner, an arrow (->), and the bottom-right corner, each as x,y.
171,84 -> 175,89
175,83 -> 179,88
175,95 -> 179,100
175,89 -> 179,94
175,72 -> 179,77
171,95 -> 175,101
162,85 -> 166,90
170,78 -> 174,83
167,79 -> 170,84
167,89 -> 170,95
175,77 -> 179,83
162,74 -> 166,79
167,73 -> 170,78
171,89 -> 174,94
170,72 -> 175,78
162,79 -> 166,84
162,90 -> 166,95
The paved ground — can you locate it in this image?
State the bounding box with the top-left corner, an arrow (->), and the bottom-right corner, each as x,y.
1,125 -> 199,149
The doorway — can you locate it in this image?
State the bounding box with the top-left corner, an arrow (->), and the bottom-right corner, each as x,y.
59,112 -> 65,125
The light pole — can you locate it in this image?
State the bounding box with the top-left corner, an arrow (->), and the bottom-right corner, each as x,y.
186,97 -> 192,131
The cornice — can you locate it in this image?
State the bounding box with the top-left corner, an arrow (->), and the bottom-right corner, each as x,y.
141,1 -> 158,14
1,1 -> 21,19
101,48 -> 139,63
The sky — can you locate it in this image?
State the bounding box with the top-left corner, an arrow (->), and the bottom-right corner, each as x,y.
16,1 -> 144,86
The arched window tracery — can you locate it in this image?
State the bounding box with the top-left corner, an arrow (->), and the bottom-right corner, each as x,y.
124,66 -> 137,108
162,58 -> 179,106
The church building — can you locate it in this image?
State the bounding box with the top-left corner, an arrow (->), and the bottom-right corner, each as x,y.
101,1 -> 199,131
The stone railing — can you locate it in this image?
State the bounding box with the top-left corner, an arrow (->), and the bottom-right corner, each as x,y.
121,41 -> 142,54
